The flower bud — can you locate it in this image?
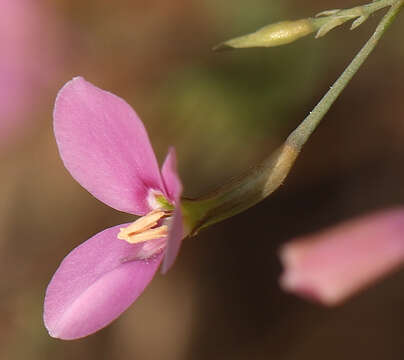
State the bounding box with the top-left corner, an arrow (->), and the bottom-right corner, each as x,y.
213,19 -> 315,51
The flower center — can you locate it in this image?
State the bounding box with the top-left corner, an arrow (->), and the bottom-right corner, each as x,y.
118,209 -> 172,244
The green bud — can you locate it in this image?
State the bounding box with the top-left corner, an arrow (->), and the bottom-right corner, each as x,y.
213,19 -> 315,51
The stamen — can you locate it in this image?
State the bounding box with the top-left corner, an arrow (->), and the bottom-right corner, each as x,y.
118,209 -> 171,244
120,225 -> 168,244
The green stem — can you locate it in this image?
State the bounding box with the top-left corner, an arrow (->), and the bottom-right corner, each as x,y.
287,0 -> 403,148
183,0 -> 403,234
312,0 -> 397,30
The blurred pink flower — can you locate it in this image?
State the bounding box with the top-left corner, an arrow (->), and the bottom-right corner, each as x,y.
44,77 -> 184,340
280,208 -> 404,305
0,0 -> 61,146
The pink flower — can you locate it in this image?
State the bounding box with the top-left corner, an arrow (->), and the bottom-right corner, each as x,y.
279,208 -> 404,305
44,77 -> 184,340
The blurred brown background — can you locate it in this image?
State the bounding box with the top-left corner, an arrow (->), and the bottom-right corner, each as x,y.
1,0 -> 403,359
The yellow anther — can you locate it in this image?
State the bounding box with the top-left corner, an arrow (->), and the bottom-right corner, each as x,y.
118,209 -> 170,244
121,225 -> 169,244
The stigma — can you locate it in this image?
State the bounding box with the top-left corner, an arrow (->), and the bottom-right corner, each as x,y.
118,209 -> 171,244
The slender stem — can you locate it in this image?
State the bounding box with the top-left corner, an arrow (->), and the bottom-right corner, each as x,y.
312,0 -> 397,29
287,0 -> 403,148
183,0 -> 403,234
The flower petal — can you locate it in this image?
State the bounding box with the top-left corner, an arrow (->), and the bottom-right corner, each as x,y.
54,77 -> 165,215
279,208 -> 404,306
44,224 -> 163,340
160,147 -> 184,273
161,206 -> 184,274
161,147 -> 182,202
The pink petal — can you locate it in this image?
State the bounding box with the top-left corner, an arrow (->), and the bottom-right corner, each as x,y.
161,206 -> 184,274
44,224 -> 163,340
160,147 -> 184,273
54,77 -> 165,215
279,208 -> 404,306
161,147 -> 182,202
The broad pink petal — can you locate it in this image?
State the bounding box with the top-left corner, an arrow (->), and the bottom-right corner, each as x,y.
44,224 -> 163,340
279,208 -> 404,306
161,147 -> 182,202
161,206 -> 184,274
54,77 -> 165,215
